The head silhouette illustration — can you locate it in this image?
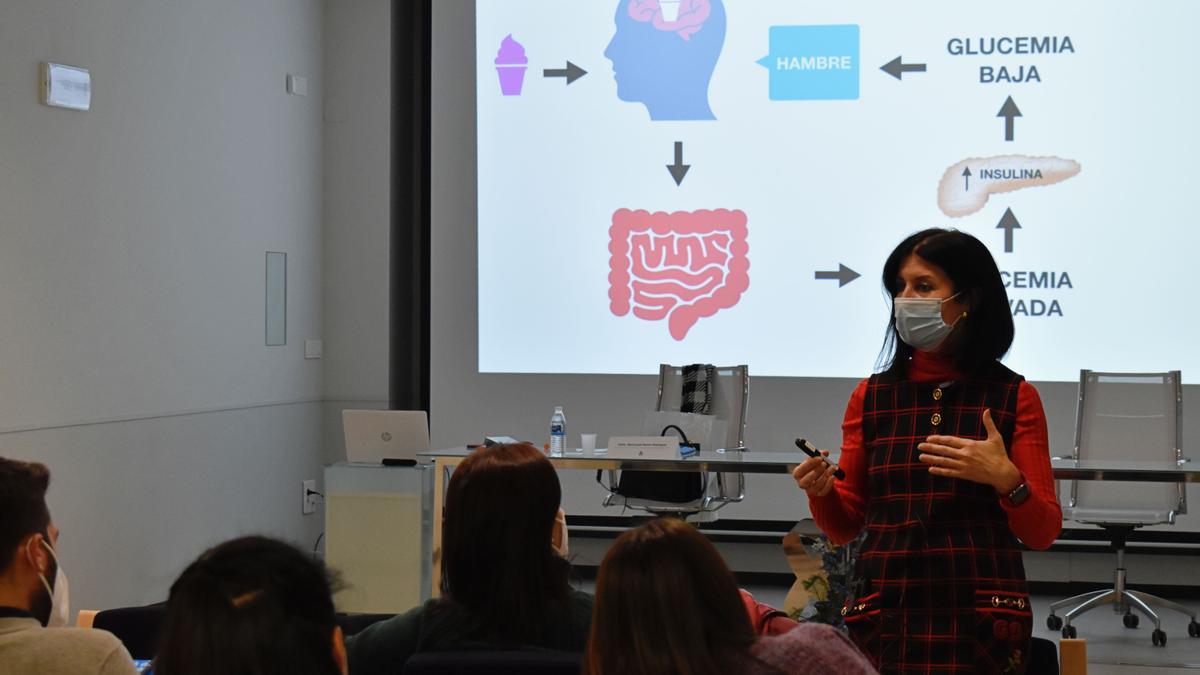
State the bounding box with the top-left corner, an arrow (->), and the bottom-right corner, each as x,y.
604,0 -> 726,121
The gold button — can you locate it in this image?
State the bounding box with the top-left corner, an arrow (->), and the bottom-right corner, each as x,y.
933,388 -> 943,401
931,412 -> 943,426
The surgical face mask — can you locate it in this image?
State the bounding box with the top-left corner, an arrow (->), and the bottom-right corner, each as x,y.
893,292 -> 964,351
27,536 -> 70,628
551,508 -> 569,559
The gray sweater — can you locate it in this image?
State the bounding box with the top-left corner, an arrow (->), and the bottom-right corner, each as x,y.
0,617 -> 138,675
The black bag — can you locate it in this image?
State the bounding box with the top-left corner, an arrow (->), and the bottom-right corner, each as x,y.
611,424 -> 704,503
612,469 -> 705,503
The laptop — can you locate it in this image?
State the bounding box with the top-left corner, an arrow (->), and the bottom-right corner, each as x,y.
342,410 -> 431,463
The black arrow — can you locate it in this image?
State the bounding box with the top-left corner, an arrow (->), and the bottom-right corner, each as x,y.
880,56 -> 927,80
996,207 -> 1021,253
543,61 -> 587,85
666,141 -> 690,186
997,96 -> 1022,141
962,166 -> 972,191
815,264 -> 861,287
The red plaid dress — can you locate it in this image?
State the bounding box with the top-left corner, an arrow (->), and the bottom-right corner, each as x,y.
812,353 -> 1061,674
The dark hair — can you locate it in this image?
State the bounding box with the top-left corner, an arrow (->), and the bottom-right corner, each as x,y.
879,228 -> 1013,376
154,536 -> 341,675
585,518 -> 758,675
0,457 -> 51,574
440,442 -> 568,644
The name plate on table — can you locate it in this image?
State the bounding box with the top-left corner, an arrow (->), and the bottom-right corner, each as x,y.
606,436 -> 679,459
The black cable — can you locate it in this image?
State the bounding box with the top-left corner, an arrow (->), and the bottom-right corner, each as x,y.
661,424 -> 700,453
660,424 -> 691,446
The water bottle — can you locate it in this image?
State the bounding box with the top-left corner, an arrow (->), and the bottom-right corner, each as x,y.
549,406 -> 566,457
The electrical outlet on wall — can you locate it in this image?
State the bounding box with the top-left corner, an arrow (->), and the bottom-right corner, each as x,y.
304,339 -> 322,359
287,74 -> 309,96
302,479 -> 319,515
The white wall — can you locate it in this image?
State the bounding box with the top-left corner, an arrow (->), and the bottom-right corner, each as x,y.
0,0 -> 326,611
321,0 -> 392,462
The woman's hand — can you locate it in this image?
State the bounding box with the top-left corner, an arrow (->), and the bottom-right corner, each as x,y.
792,449 -> 837,498
918,408 -> 1022,493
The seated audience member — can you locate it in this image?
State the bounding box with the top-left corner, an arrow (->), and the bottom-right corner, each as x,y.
0,457 -> 138,675
740,588 -> 800,636
585,518 -> 877,675
153,536 -> 346,675
347,443 -> 590,674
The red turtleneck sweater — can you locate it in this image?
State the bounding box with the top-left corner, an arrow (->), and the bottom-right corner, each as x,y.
810,351 -> 1063,550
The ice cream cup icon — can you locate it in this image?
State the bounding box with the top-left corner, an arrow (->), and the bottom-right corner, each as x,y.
496,65 -> 526,96
660,0 -> 682,22
495,34 -> 528,96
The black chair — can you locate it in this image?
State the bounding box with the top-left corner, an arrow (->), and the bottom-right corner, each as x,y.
1028,636 -> 1058,675
336,612 -> 394,636
92,604 -> 166,660
91,603 -> 392,660
401,650 -> 582,675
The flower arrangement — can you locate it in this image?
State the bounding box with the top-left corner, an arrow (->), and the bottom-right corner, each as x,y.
790,532 -> 865,629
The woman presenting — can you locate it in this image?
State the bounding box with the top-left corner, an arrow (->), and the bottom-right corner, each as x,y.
793,228 -> 1062,674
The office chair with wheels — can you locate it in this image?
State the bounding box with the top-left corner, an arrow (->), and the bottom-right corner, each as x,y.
1046,370 -> 1199,647
601,364 -> 749,520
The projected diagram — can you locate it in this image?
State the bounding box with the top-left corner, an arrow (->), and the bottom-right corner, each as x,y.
755,24 -> 860,100
937,155 -> 1082,218
605,0 -> 725,121
608,209 -> 749,341
494,35 -> 529,95
474,0 -> 1191,378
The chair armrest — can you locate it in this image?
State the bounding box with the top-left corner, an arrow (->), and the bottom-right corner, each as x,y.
76,609 -> 98,628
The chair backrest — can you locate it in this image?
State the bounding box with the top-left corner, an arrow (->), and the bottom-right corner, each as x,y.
1071,370 -> 1185,517
337,612 -> 395,636
88,604 -> 393,660
401,650 -> 582,675
655,364 -> 749,450
92,604 -> 166,660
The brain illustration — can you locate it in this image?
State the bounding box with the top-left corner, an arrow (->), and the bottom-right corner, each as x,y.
627,0 -> 712,41
609,208 -> 749,341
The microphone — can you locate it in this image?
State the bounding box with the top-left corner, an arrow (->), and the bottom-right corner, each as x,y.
795,438 -> 845,480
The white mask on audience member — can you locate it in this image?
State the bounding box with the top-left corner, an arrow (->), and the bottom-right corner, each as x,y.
28,537 -> 70,628
552,508 -> 569,558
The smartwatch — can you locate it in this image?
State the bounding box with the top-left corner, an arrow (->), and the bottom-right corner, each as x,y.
1005,481 -> 1031,506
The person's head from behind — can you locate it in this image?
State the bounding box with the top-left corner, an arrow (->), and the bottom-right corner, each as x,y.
586,517 -> 755,675
0,457 -> 67,628
441,442 -> 568,641
880,227 -> 1013,375
604,0 -> 727,120
154,536 -> 345,675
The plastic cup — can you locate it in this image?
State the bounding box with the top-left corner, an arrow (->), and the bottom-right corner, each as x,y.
581,433 -> 598,454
